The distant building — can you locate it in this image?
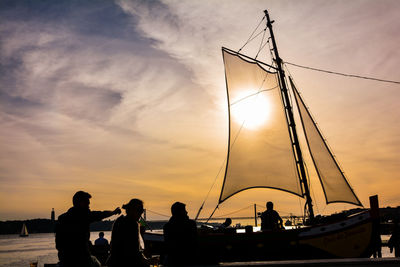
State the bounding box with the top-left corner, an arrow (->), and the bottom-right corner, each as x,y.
51,208 -> 55,221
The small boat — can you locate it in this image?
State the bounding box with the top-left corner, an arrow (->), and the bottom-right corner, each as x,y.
143,9 -> 380,263
20,223 -> 29,237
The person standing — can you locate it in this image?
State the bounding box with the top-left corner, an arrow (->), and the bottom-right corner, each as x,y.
55,191 -> 121,267
93,232 -> 110,265
388,220 -> 400,257
163,202 -> 197,266
260,201 -> 283,231
107,198 -> 157,267
94,232 -> 109,246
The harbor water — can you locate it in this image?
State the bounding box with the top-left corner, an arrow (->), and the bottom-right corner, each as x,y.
0,232 -> 111,267
0,232 -> 394,267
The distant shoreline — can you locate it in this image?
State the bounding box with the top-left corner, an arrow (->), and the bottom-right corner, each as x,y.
0,218 -> 169,235
1,206 -> 399,235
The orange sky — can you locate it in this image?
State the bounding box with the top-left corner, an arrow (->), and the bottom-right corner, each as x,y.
1,0 -> 399,221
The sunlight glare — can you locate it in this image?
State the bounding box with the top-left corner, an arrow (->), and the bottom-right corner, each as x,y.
231,90 -> 270,130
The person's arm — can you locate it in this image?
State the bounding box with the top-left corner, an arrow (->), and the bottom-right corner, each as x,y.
90,208 -> 121,222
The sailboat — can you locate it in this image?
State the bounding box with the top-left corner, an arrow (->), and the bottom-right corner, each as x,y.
20,223 -> 29,237
143,10 -> 379,262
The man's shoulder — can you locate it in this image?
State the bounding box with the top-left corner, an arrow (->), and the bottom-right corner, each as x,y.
113,215 -> 125,225
57,208 -> 74,221
163,221 -> 171,231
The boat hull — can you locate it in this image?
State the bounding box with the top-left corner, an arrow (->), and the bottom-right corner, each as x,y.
144,211 -> 377,263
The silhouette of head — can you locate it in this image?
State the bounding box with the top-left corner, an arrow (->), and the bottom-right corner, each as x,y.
224,218 -> 232,226
266,201 -> 273,210
171,202 -> 187,218
73,191 -> 91,209
122,198 -> 143,221
99,232 -> 104,238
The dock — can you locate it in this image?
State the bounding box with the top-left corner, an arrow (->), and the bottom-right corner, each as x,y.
217,258 -> 400,267
43,258 -> 400,267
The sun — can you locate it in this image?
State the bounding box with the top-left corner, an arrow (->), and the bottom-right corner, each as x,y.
230,90 -> 270,130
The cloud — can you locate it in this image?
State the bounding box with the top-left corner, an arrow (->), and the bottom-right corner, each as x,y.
0,0 -> 228,219
1,0 -> 400,219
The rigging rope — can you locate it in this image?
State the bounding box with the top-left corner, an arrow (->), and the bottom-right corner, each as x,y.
214,204 -> 253,218
238,16 -> 266,53
145,209 -> 170,218
255,28 -> 267,59
194,158 -> 226,221
285,61 -> 400,85
230,86 -> 278,106
255,37 -> 270,60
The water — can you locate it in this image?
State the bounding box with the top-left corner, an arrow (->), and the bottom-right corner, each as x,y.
0,232 -> 111,267
0,232 -> 394,267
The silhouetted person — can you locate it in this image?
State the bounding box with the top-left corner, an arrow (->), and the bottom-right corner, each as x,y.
92,232 -> 110,265
163,202 -> 197,266
372,233 -> 382,258
260,201 -> 283,231
95,232 -> 108,246
55,191 -> 121,267
218,218 -> 232,229
107,199 -> 157,267
388,220 -> 400,257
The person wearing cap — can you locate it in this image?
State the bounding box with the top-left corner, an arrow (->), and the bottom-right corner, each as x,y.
107,198 -> 158,267
163,202 -> 197,266
55,190 -> 121,267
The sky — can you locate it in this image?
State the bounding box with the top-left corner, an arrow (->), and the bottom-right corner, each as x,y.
1,0 -> 399,221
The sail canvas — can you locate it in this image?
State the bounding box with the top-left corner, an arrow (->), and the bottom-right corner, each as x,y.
290,78 -> 362,206
219,48 -> 303,203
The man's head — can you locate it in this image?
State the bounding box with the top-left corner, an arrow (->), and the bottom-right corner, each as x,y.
171,202 -> 187,217
99,232 -> 104,238
266,201 -> 273,210
122,198 -> 144,221
73,191 -> 91,209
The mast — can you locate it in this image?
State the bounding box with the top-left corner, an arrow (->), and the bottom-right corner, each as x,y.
264,10 -> 315,222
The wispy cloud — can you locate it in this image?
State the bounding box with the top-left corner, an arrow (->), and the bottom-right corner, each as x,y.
0,0 -> 399,219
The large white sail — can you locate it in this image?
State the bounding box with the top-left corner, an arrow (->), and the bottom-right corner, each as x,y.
290,78 -> 362,206
219,48 -> 303,203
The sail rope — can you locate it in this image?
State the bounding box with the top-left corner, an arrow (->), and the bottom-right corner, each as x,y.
285,61 -> 400,85
194,158 -> 226,221
230,86 -> 278,106
145,209 -> 170,218
214,204 -> 253,218
238,16 -> 266,53
255,28 -> 267,59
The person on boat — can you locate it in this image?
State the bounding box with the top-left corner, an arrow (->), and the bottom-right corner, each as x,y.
107,198 -> 158,267
55,190 -> 121,267
260,201 -> 283,231
388,219 -> 400,257
218,218 -> 232,229
163,202 -> 197,266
